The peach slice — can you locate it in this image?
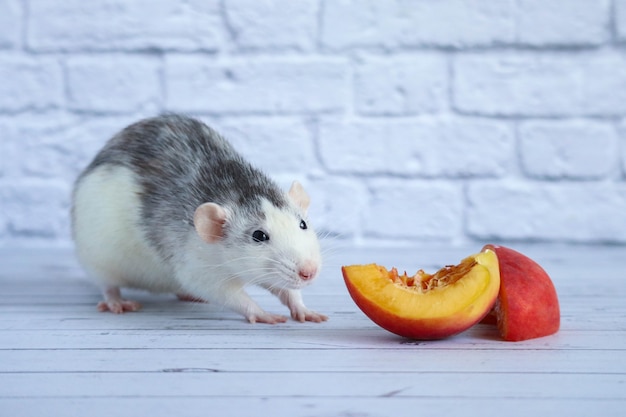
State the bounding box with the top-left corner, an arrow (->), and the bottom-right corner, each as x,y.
342,249 -> 500,340
482,245 -> 560,341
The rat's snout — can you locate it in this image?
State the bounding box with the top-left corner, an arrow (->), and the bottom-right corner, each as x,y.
298,260 -> 319,281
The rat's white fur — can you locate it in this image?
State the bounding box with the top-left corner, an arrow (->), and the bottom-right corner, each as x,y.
73,165 -> 179,294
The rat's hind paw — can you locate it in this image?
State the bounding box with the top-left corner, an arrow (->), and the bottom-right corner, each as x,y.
97,286 -> 141,314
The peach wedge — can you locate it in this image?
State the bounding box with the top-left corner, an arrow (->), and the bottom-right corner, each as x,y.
342,249 -> 500,340
482,245 -> 560,341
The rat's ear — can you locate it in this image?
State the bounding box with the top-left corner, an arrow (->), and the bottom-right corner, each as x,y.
287,181 -> 310,213
194,203 -> 228,243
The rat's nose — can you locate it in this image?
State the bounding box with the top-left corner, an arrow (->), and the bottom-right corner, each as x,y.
298,262 -> 318,281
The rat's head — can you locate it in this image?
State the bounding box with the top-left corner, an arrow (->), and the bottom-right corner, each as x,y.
193,181 -> 321,289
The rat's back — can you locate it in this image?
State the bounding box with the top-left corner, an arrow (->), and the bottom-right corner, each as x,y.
74,115 -> 283,255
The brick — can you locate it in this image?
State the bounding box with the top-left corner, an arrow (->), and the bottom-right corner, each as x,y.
0,145 -> 4,178
516,0 -> 610,45
318,118 -> 514,178
0,56 -> 63,112
620,121 -> 626,177
66,55 -> 162,113
364,180 -> 462,240
212,118 -> 317,174
320,0 -> 395,50
0,113 -> 137,182
354,54 -> 447,115
321,0 -> 515,50
27,0 -> 223,52
0,191 -> 5,238
0,0 -> 21,48
616,0 -> 626,41
0,114 -> 72,179
0,179 -> 71,240
467,182 -> 626,243
306,177 -> 366,239
224,0 -> 318,51
454,51 -> 626,117
165,57 -> 348,114
520,121 -> 618,180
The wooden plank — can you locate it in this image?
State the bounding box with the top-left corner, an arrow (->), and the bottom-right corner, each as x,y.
0,309 -> 622,332
2,348 -> 624,374
1,372 -> 624,400
0,294 -> 620,314
2,279 -> 625,300
1,397 -> 624,417
0,328 -> 624,350
0,296 -> 620,319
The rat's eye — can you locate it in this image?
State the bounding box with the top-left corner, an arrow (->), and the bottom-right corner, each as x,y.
300,220 -> 308,230
252,230 -> 270,243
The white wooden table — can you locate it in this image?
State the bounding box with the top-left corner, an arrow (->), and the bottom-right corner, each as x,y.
1,245 -> 624,417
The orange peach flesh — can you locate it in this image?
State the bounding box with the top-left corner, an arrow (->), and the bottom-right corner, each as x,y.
342,250 -> 500,340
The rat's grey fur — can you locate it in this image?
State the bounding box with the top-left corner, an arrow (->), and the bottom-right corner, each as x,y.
74,114 -> 289,261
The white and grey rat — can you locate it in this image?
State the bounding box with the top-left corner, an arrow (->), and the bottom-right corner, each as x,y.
72,114 -> 327,324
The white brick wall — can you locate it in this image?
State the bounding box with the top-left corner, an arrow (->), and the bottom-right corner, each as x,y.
1,0 -> 625,248
519,121 -> 619,180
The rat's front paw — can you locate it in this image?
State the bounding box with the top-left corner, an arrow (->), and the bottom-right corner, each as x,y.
290,307 -> 329,323
247,312 -> 289,324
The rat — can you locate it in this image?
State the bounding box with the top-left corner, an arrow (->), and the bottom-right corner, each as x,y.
71,114 -> 327,324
